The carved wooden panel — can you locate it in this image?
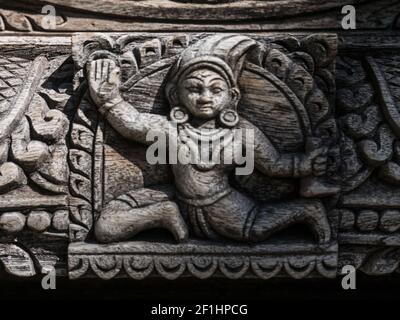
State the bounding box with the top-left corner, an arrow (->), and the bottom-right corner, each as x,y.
64,32 -> 340,279
0,1 -> 398,282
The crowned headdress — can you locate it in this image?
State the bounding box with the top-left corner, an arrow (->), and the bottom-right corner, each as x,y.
166,34 -> 257,127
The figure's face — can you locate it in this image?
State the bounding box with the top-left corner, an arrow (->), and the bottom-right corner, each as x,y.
178,69 -> 234,119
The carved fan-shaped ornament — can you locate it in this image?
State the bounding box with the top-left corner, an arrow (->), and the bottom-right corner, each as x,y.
119,34 -> 338,148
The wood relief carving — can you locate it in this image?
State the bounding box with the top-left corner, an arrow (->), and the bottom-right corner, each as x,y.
0,1 -> 398,284
336,52 -> 400,275
0,47 -> 72,276
65,33 -> 341,279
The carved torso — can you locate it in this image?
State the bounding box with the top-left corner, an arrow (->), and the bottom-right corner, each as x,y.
172,123 -> 236,203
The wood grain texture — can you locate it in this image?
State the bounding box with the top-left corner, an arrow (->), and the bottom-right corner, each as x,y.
15,0 -> 370,21
0,0 -> 398,32
0,1 -> 399,281
69,241 -> 338,280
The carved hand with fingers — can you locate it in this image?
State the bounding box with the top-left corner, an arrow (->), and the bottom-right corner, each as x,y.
306,147 -> 328,177
299,138 -> 340,198
299,138 -> 328,177
87,58 -> 122,114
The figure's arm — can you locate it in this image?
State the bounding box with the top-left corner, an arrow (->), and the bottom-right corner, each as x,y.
87,58 -> 169,145
239,119 -> 327,178
104,101 -> 169,145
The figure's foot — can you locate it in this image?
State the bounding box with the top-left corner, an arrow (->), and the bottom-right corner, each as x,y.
94,199 -> 188,244
303,202 -> 331,244
300,178 -> 340,198
161,201 -> 189,242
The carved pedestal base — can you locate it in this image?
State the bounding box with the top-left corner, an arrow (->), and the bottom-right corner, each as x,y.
68,241 -> 337,280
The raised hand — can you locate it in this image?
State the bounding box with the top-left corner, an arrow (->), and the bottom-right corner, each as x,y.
87,58 -> 122,114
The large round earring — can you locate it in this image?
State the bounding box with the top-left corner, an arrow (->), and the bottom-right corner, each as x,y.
219,109 -> 239,128
170,106 -> 189,124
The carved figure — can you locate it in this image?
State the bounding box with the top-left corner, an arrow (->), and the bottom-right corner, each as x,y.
87,35 -> 332,244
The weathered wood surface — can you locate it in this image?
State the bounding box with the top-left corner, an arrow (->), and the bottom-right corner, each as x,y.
69,241 -> 338,280
0,0 -> 398,32
0,1 -> 399,280
15,0 -> 368,21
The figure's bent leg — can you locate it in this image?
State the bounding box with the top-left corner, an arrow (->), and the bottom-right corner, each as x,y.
249,200 -> 331,244
94,189 -> 188,243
